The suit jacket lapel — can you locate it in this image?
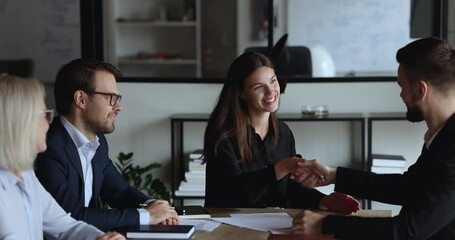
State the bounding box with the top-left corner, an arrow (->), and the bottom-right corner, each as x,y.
55,118 -> 85,183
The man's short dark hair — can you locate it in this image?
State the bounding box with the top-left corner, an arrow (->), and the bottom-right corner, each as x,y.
396,37 -> 455,91
54,59 -> 122,116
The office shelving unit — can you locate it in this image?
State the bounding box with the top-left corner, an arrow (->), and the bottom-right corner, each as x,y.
170,113 -> 367,206
366,112 -> 408,210
104,0 -> 201,78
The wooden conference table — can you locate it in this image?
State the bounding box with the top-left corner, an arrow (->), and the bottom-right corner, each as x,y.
191,208 -> 392,240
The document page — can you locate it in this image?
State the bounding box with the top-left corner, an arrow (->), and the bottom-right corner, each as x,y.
212,213 -> 292,233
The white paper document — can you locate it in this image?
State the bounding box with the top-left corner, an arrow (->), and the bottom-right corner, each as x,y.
212,212 -> 292,233
180,219 -> 221,232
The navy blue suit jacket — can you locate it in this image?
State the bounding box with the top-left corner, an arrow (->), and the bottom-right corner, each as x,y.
35,117 -> 150,231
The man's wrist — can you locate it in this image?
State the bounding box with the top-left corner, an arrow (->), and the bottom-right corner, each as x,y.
139,199 -> 155,208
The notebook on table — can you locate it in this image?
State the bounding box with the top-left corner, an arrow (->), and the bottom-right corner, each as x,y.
126,224 -> 195,239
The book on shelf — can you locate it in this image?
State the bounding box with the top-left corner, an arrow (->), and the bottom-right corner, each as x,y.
126,224 -> 195,239
267,233 -> 334,240
185,171 -> 206,182
188,160 -> 206,172
175,189 -> 205,197
177,181 -> 205,191
371,154 -> 406,167
175,205 -> 211,219
371,166 -> 404,174
189,149 -> 203,160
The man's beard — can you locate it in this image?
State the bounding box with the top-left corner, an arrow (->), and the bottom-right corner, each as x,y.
406,105 -> 424,122
83,114 -> 115,135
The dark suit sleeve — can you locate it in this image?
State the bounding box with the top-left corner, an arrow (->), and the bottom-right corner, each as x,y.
35,121 -> 151,231
287,180 -> 325,209
323,164 -> 455,239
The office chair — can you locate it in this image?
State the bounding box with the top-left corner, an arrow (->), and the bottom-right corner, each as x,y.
244,34 -> 312,93
244,46 -> 312,78
0,59 -> 34,78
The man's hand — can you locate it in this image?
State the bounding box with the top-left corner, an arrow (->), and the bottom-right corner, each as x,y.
291,159 -> 337,187
96,231 -> 126,240
145,200 -> 180,225
292,210 -> 328,235
275,157 -> 325,182
319,192 -> 360,214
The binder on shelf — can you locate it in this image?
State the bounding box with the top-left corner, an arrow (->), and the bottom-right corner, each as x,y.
371,154 -> 406,167
126,224 -> 195,239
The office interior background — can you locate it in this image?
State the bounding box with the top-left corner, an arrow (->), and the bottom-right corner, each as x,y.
1,0 -> 455,214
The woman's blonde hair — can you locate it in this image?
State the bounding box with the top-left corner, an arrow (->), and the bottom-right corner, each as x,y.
0,74 -> 45,171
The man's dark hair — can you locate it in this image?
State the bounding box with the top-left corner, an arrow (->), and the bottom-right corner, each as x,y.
54,59 -> 122,116
396,37 -> 455,91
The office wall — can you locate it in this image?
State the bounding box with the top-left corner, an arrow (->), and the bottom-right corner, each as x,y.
0,0 -> 80,82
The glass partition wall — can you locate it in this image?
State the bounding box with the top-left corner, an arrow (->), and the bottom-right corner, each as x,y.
93,0 -> 450,83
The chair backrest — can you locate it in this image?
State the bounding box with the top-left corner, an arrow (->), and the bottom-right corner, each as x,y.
244,46 -> 312,78
0,59 -> 34,77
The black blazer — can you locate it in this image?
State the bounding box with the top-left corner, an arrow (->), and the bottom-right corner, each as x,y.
323,114 -> 455,240
35,117 -> 150,231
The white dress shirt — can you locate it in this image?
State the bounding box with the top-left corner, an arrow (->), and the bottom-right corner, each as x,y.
61,116 -> 98,207
0,169 -> 103,239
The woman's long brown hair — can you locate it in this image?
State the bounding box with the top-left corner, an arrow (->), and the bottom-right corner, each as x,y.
203,52 -> 279,163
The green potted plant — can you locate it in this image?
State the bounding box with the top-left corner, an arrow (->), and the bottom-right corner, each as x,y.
114,152 -> 171,202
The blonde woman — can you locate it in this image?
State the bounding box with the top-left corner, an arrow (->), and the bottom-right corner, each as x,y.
0,74 -> 124,240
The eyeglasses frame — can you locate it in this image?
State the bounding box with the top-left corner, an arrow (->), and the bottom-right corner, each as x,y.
86,91 -> 123,106
41,109 -> 54,123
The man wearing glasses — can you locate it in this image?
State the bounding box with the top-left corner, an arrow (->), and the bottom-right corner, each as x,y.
35,59 -> 179,231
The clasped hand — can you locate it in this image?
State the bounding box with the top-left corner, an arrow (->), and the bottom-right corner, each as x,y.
145,200 -> 180,225
289,158 -> 335,188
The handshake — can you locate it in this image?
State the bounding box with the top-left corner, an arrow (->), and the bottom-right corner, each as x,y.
276,154 -> 359,213
290,154 -> 336,188
275,155 -> 360,235
275,154 -> 337,188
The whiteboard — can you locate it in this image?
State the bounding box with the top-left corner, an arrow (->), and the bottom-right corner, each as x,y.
288,0 -> 414,76
0,0 -> 81,82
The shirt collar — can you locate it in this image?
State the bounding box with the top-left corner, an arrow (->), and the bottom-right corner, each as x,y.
0,168 -> 33,190
60,116 -> 99,150
424,124 -> 444,149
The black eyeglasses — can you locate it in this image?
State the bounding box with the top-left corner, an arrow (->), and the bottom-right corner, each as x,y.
87,91 -> 122,106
